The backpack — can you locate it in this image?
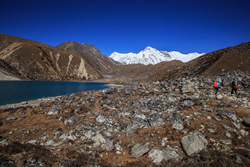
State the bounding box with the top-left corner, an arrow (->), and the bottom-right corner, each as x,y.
232,80 -> 238,89
213,81 -> 220,88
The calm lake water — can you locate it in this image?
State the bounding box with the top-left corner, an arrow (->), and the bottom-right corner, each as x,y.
0,81 -> 110,106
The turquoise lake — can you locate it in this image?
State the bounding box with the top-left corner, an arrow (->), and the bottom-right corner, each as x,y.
0,81 -> 110,106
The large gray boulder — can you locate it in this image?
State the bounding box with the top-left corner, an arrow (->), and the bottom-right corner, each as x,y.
148,148 -> 179,165
130,143 -> 151,158
181,131 -> 207,156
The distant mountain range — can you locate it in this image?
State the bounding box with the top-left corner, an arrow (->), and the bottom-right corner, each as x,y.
106,42 -> 250,82
110,46 -> 205,65
0,34 -> 249,82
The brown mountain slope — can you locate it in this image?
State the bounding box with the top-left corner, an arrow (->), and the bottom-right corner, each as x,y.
0,59 -> 22,80
166,42 -> 250,80
0,34 -> 102,80
104,60 -> 183,83
56,41 -> 116,74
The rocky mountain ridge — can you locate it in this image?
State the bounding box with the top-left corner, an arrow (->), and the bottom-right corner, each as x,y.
0,34 -> 114,81
56,41 -> 116,75
0,70 -> 249,166
110,46 -> 205,65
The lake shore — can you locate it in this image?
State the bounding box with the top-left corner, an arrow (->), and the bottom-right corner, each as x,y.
0,95 -> 62,110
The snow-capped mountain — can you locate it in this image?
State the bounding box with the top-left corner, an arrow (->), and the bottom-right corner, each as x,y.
110,46 -> 205,65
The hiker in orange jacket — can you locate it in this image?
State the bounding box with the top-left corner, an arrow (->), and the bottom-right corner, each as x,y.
213,80 -> 221,94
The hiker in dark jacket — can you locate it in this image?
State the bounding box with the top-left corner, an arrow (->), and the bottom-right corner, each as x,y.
231,79 -> 238,95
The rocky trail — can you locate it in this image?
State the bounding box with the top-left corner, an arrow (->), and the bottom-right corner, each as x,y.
0,70 -> 250,167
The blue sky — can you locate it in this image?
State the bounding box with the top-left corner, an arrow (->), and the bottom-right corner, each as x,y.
1,0 -> 250,55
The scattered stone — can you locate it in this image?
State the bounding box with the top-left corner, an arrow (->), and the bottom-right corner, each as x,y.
64,116 -> 77,125
147,112 -> 165,127
223,125 -> 236,132
0,139 -> 10,146
27,140 -> 37,144
96,114 -> 107,123
52,104 -> 62,110
47,108 -> 59,115
182,100 -> 194,107
161,137 -> 168,147
181,131 -> 208,156
226,131 -> 232,138
216,94 -> 223,99
92,133 -> 106,147
148,148 -> 179,165
126,117 -> 149,138
58,161 -> 75,167
239,129 -> 249,136
54,130 -> 63,138
45,140 -> 56,146
208,128 -> 217,133
212,114 -> 222,121
217,103 -> 229,108
6,117 -> 17,121
59,133 -> 77,141
220,139 -> 232,145
26,157 -> 47,167
53,141 -> 65,147
243,115 -> 250,127
101,139 -> 114,151
0,159 -> 15,167
169,112 -> 184,130
232,121 -> 241,129
130,143 -> 151,158
217,110 -> 237,121
116,151 -> 122,155
232,154 -> 243,164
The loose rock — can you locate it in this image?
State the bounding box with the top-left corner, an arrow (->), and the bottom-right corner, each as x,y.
181,132 -> 208,156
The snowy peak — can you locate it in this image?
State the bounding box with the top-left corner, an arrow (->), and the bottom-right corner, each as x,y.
141,46 -> 157,52
110,46 -> 173,65
110,47 -> 205,65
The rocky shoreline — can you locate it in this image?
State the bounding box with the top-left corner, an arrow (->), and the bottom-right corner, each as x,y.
0,70 -> 249,166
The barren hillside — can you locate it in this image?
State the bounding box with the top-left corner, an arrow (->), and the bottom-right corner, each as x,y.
0,34 -> 103,81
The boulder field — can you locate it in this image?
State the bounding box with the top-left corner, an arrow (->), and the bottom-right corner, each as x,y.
0,70 -> 249,166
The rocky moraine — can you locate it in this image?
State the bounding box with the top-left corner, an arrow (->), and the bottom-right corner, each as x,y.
0,70 -> 250,166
